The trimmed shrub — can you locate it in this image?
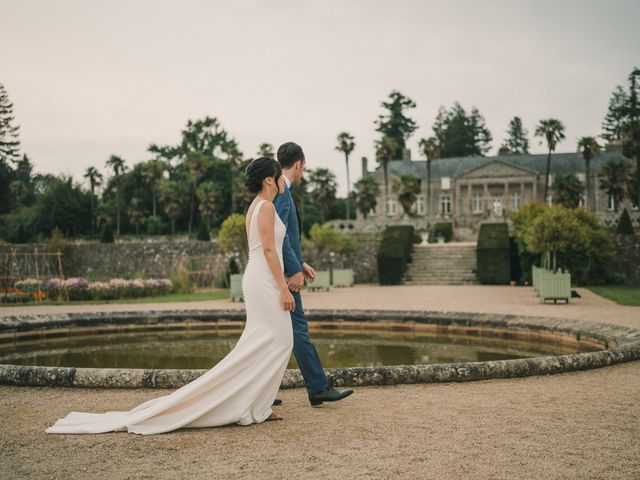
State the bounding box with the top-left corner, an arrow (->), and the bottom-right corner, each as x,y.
196,221 -> 211,241
477,223 -> 510,284
616,208 -> 635,236
428,222 -> 453,243
377,225 -> 415,285
100,223 -> 114,243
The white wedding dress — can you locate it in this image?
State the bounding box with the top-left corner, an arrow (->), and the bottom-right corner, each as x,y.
45,199 -> 293,435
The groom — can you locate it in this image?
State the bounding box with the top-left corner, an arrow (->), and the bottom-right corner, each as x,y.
273,142 -> 353,407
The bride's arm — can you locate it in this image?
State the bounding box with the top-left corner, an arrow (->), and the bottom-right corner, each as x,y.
257,202 -> 295,311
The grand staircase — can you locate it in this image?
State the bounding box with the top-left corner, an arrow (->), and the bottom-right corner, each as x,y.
404,242 -> 478,285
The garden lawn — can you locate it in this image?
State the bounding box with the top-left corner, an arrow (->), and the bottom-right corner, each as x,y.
588,286 -> 640,306
0,290 -> 229,307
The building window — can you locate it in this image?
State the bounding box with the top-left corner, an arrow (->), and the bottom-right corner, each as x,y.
370,202 -> 378,216
511,192 -> 521,210
578,195 -> 585,208
386,197 -> 396,216
608,194 -> 615,212
491,193 -> 503,216
548,174 -> 554,187
415,196 -> 425,215
471,193 -> 482,213
441,195 -> 451,215
441,177 -> 451,190
546,194 -> 553,206
576,173 -> 586,182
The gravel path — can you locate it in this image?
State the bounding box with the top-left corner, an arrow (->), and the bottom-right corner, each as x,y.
1,285 -> 639,479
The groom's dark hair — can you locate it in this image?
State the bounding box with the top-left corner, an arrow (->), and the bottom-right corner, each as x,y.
277,142 -> 305,169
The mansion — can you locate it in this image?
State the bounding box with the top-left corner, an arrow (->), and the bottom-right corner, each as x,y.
353,145 -> 639,233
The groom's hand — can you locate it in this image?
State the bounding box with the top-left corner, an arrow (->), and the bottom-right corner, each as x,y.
301,262 -> 316,283
287,271 -> 305,292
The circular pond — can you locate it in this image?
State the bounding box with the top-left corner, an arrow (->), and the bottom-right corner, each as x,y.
1,309 -> 639,389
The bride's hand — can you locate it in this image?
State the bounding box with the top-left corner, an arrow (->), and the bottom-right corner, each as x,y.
281,287 -> 296,312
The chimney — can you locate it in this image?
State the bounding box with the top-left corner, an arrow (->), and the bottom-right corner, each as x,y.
402,148 -> 411,161
361,156 -> 368,176
605,140 -> 623,153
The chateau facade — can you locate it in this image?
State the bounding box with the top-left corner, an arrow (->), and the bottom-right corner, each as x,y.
353,146 -> 639,233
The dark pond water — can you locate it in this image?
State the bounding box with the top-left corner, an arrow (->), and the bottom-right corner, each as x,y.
0,326 -> 600,369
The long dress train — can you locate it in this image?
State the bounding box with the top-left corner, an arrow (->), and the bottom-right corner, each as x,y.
45,199 -> 293,435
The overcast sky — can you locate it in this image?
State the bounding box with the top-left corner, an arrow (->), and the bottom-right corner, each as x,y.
2,0 -> 639,195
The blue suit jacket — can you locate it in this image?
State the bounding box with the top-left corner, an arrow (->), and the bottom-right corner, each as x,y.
273,183 -> 303,276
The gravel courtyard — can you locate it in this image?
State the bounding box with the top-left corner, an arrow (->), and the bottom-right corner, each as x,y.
1,285 -> 639,479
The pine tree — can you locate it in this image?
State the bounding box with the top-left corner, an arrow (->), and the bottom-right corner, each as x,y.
505,116 -> 529,154
602,85 -> 628,142
374,91 -> 418,159
0,83 -> 21,164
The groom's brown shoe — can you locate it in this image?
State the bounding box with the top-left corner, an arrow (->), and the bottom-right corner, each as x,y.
272,398 -> 283,406
309,387 -> 353,406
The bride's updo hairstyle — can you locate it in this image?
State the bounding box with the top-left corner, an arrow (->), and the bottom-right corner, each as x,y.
245,156 -> 283,193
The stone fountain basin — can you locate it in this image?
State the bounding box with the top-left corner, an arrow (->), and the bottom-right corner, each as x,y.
1,309 -> 639,389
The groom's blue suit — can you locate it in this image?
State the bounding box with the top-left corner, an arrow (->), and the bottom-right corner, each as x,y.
273,181 -> 329,397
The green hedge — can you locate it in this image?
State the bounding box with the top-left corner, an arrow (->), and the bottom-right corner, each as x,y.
428,222 -> 453,243
476,223 -> 510,284
377,225 -> 415,285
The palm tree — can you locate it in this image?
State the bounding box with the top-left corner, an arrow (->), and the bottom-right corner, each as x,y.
375,136 -> 398,216
184,151 -> 209,234
552,174 -> 583,209
105,155 -> 127,235
335,132 -> 356,219
141,159 -> 166,217
353,176 -> 379,219
418,137 -> 439,218
393,175 -> 421,217
83,166 -> 103,237
577,136 -> 600,211
534,119 -> 566,203
307,168 -> 337,223
127,197 -> 146,234
599,159 -> 632,213
158,179 -> 187,234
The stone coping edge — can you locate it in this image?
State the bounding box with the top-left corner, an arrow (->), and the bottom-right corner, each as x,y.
0,308 -> 639,389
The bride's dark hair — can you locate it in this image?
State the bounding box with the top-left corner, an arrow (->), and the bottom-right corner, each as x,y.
245,157 -> 282,193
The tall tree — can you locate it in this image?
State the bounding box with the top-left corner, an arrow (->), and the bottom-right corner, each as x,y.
335,132 -> 356,220
622,67 -> 640,208
418,136 -> 439,217
505,116 -> 529,154
393,174 -> 421,217
0,83 -> 20,165
374,91 -> 418,159
353,175 -> 379,219
196,180 -> 226,230
552,174 -> 583,209
375,135 -> 398,215
601,85 -> 628,142
534,118 -> 566,202
127,197 -> 147,234
185,151 -> 209,234
431,102 -> 492,158
83,166 -> 103,237
577,136 -> 600,212
258,143 -> 274,157
105,155 -> 127,235
140,158 -> 166,217
158,178 -> 188,234
307,168 -> 337,223
599,159 -> 631,213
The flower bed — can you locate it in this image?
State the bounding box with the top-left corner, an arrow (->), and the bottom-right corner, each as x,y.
2,277 -> 174,303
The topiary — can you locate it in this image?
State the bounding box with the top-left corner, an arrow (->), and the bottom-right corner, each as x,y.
196,220 -> 211,241
377,225 -> 415,285
100,223 -> 114,243
476,223 -> 510,284
616,208 -> 635,236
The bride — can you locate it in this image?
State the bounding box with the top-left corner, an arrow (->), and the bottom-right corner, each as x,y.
45,156 -> 296,435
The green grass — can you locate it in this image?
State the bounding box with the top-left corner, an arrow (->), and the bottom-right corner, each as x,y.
588,286 -> 640,306
0,289 -> 229,307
